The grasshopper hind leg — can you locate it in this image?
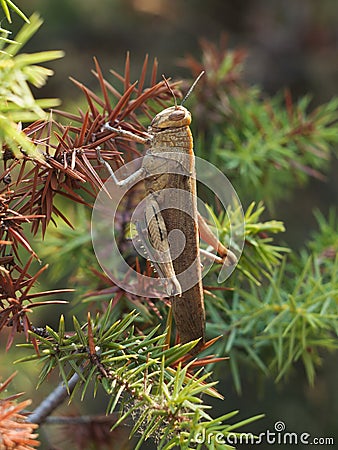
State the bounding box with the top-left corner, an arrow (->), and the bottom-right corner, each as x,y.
134,196 -> 182,297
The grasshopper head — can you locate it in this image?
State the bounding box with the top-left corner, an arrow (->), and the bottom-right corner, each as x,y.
150,106 -> 191,129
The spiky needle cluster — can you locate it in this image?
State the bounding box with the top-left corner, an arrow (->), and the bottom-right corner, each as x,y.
0,372 -> 39,450
0,18 -> 180,349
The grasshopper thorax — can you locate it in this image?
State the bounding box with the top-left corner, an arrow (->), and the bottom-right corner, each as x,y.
149,105 -> 191,130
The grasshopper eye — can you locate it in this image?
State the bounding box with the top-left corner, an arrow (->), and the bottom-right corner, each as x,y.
169,110 -> 185,121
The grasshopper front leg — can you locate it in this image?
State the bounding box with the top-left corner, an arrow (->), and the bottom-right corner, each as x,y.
102,123 -> 151,145
96,146 -> 146,188
96,122 -> 153,187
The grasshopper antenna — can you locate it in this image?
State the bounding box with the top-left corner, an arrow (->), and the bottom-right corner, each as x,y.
181,71 -> 205,106
162,74 -> 178,109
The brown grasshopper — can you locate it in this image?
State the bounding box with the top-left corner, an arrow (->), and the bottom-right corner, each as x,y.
97,73 -> 237,354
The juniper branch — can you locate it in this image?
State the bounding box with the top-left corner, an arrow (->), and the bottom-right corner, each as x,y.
27,372 -> 80,425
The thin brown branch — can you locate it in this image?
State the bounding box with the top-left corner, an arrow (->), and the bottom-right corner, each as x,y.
27,372 -> 81,425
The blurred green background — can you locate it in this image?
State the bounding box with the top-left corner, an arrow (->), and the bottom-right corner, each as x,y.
2,1 -> 338,449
